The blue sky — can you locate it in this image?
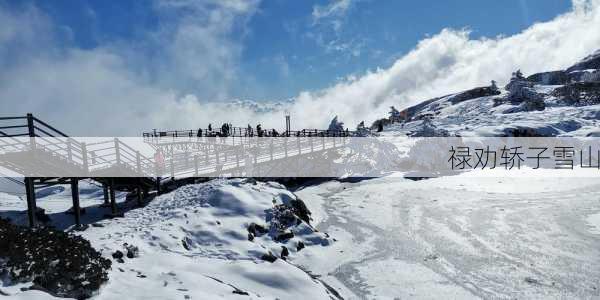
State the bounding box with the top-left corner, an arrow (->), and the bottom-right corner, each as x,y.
3,0 -> 599,135
4,0 -> 572,100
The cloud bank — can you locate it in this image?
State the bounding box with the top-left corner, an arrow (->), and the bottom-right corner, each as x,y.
0,0 -> 599,135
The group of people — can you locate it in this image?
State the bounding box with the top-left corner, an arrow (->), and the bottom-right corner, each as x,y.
196,123 -> 233,137
246,124 -> 277,137
194,123 -> 282,137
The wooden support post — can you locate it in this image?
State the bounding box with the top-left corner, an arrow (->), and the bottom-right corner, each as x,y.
156,177 -> 161,195
71,178 -> 81,227
25,177 -> 36,227
103,184 -> 109,205
136,186 -> 143,207
109,178 -> 117,215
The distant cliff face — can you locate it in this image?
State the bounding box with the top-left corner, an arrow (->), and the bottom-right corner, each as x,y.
378,50 -> 600,137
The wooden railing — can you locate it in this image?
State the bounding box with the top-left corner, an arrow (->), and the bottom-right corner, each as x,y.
0,114 -> 155,177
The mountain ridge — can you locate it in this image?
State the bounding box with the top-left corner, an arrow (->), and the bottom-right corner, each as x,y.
377,49 -> 600,137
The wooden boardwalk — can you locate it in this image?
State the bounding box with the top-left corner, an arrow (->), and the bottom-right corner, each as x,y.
0,114 -> 355,227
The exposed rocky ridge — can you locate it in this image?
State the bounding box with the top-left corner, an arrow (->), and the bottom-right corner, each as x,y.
381,50 -> 600,137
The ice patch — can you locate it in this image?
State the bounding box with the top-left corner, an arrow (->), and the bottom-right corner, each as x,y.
586,213 -> 600,235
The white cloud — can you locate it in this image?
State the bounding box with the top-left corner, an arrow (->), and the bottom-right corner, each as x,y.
311,0 -> 354,25
286,0 -> 600,129
0,0 -> 599,135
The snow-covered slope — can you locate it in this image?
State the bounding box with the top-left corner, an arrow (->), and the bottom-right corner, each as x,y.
0,179 -> 340,299
297,175 -> 600,299
380,51 -> 600,137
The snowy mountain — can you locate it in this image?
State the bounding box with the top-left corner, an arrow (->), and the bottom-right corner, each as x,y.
378,50 -> 600,137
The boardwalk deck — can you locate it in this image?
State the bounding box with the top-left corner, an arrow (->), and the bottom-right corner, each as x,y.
0,114 -> 355,227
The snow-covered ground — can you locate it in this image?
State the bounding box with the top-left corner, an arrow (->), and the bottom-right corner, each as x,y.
0,179 -> 338,299
296,175 -> 600,299
1,175 -> 600,299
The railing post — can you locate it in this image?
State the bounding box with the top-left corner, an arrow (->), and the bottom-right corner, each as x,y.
136,151 -> 141,174
194,155 -> 199,177
114,138 -> 121,165
26,113 -> 36,151
204,144 -> 209,164
81,142 -> 89,175
170,158 -> 175,178
254,142 -> 258,164
66,139 -> 73,163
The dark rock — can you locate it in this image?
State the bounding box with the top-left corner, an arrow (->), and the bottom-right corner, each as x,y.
280,246 -> 289,260
290,199 -> 311,224
247,223 -> 268,236
0,218 -> 111,299
296,241 -> 305,252
91,223 -> 104,228
370,118 -> 391,131
247,233 -> 254,241
567,50 -> 600,72
424,253 -> 439,261
124,244 -> 139,259
553,82 -> 600,106
116,258 -> 125,264
275,231 -> 294,242
526,70 -> 569,85
34,208 -> 51,223
232,290 -> 249,296
261,252 -> 277,263
449,86 -> 501,104
524,277 -> 541,285
182,239 -> 190,250
112,250 -> 124,259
